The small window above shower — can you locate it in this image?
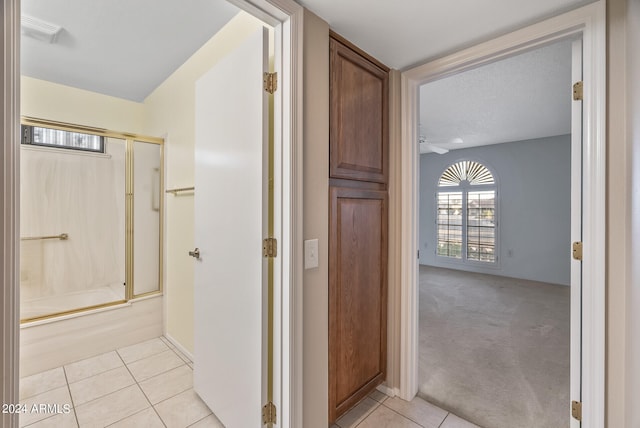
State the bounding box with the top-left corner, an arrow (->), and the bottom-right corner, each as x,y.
22,124 -> 105,153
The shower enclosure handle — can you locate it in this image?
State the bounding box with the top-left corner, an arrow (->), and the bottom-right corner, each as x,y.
189,248 -> 200,259
21,233 -> 69,241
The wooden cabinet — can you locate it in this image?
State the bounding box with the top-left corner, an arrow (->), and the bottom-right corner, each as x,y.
328,33 -> 389,423
330,36 -> 389,184
329,187 -> 388,422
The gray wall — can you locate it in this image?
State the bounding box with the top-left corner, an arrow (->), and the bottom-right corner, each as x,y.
419,134 -> 571,285
627,0 -> 640,423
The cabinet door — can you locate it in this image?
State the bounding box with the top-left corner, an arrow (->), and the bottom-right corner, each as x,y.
330,38 -> 389,183
329,186 -> 388,422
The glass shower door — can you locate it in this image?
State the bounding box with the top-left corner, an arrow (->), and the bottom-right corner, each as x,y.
20,135 -> 127,321
132,140 -> 162,296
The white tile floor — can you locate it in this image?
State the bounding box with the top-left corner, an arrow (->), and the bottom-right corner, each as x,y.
19,335 -> 479,428
19,336 -> 221,428
332,390 -> 481,428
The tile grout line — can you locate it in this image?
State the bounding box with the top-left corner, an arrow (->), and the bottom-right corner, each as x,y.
120,346 -> 187,383
46,341 -> 188,426
118,338 -> 171,365
63,351 -> 124,384
22,338 -> 197,428
113,348 -> 168,428
437,413 -> 451,428
349,399 -> 381,428
62,365 -> 81,428
378,402 -> 430,428
18,369 -> 66,402
116,340 -> 205,426
185,413 -> 214,428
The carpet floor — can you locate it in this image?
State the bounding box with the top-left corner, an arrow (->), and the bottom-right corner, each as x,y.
418,265 -> 570,428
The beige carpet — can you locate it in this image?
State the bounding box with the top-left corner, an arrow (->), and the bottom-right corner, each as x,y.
418,265 -> 570,428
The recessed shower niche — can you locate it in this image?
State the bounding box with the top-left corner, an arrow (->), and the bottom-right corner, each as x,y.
19,118 -> 163,321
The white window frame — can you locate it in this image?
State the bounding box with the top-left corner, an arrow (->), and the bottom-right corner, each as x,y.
436,177 -> 498,266
21,124 -> 106,153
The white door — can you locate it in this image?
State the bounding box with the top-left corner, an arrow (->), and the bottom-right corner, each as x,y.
193,27 -> 269,427
569,38 -> 583,428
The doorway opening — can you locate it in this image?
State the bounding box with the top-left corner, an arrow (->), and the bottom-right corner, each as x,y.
417,38 -> 575,428
3,0 -> 304,426
398,3 -> 606,427
418,39 -> 581,428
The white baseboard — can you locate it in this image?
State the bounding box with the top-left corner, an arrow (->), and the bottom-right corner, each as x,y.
376,383 -> 398,398
163,333 -> 194,362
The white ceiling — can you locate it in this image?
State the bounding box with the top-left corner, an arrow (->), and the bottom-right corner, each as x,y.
296,0 -> 594,70
20,1 -> 581,146
21,0 -> 240,102
420,39 -> 573,153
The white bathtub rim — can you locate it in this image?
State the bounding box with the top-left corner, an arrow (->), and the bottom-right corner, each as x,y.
20,293 -> 163,329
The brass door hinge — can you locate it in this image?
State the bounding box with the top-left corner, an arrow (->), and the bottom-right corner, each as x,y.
572,241 -> 583,261
262,401 -> 277,425
573,81 -> 583,101
263,237 -> 277,258
264,72 -> 277,94
571,400 -> 582,421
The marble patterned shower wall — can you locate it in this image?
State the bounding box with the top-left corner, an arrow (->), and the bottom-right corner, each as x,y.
20,138 -> 126,304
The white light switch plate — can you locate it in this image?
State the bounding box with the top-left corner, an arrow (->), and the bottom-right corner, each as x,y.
304,239 -> 319,269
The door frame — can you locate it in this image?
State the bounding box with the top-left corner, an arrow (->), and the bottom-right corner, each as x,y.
0,0 -> 304,427
398,2 -> 606,427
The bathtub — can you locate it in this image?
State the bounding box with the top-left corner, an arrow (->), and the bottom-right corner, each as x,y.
20,284 -> 125,321
20,293 -> 162,377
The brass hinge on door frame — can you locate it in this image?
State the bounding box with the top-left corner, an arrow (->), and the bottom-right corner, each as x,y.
572,241 -> 583,261
264,72 -> 277,94
571,400 -> 582,421
262,401 -> 277,425
573,81 -> 583,101
263,237 -> 277,258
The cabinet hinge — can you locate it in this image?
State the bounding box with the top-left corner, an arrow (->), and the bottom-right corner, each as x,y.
573,81 -> 583,101
571,400 -> 582,421
572,241 -> 583,261
263,237 -> 277,258
262,401 -> 277,425
264,72 -> 277,94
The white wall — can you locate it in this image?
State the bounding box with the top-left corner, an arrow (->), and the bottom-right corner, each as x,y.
20,139 -> 126,302
419,135 -> 571,285
142,11 -> 264,353
21,76 -> 146,134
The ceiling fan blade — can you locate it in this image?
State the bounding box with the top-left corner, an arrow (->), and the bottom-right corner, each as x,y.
419,142 -> 448,154
430,145 -> 449,154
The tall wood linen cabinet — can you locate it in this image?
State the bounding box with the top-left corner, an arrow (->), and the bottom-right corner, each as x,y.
328,32 -> 389,423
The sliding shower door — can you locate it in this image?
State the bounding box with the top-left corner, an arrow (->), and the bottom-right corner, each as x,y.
19,119 -> 165,322
20,136 -> 127,320
132,140 -> 163,297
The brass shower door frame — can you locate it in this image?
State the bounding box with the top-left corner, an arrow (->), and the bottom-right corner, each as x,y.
20,117 -> 165,323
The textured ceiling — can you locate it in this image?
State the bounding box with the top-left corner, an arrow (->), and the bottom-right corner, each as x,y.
21,0 -> 240,102
21,0 -> 579,145
419,39 -> 573,153
296,0 -> 594,69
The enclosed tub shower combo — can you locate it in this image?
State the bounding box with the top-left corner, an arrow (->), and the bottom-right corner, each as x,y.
19,118 -> 165,375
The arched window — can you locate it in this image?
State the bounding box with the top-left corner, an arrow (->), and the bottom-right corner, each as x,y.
436,161 -> 497,263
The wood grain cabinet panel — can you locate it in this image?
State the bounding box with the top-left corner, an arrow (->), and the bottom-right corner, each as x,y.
330,37 -> 389,184
329,186 -> 388,422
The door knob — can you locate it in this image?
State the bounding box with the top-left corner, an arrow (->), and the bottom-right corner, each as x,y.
189,248 -> 200,259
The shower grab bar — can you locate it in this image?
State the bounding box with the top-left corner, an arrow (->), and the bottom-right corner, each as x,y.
165,186 -> 194,195
21,233 -> 69,241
